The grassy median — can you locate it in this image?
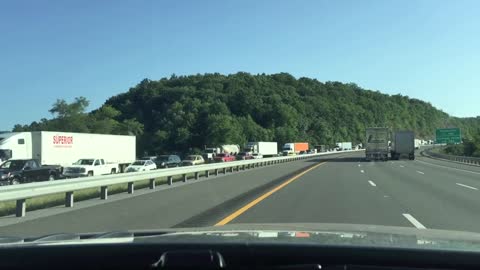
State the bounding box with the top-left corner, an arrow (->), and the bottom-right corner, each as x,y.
0,172 -> 205,217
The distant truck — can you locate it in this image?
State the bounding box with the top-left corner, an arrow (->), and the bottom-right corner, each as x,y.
365,127 -> 390,161
282,142 -> 309,156
0,132 -> 136,173
336,142 -> 352,151
391,131 -> 415,160
204,144 -> 240,161
314,145 -> 327,153
63,158 -> 121,178
245,142 -> 278,157
414,139 -> 422,149
0,159 -> 61,185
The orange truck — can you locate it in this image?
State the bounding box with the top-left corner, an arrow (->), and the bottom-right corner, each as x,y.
282,142 -> 309,156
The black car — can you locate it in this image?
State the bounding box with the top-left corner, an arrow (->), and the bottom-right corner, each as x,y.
0,159 -> 61,185
155,155 -> 182,168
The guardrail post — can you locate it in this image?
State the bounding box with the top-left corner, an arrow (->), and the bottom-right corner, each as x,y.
127,182 -> 134,194
168,176 -> 173,185
16,199 -> 26,217
66,192 -> 74,207
205,170 -> 209,178
223,168 -> 227,174
237,165 -> 240,171
149,178 -> 156,189
101,186 -> 108,200
214,169 -> 218,176
183,174 -> 187,182
195,172 -> 199,180
242,165 -> 246,170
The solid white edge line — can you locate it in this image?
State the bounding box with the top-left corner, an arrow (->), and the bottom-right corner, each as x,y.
368,180 -> 376,187
456,183 -> 478,190
415,159 -> 480,175
416,171 -> 425,174
402,213 -> 427,229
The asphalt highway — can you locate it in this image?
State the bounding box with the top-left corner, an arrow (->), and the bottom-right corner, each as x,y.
2,150 -> 480,237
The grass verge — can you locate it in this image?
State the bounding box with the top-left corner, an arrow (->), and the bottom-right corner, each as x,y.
0,172 -> 206,217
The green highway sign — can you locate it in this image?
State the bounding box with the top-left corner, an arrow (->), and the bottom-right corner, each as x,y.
435,128 -> 461,144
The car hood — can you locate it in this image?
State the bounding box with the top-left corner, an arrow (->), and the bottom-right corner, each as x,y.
127,165 -> 144,169
6,223 -> 480,252
136,223 -> 480,249
66,165 -> 92,168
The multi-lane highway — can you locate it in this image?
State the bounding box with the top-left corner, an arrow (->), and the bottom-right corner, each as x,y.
2,150 -> 480,237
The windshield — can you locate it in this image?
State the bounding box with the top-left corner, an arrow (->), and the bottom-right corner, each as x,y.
0,149 -> 12,160
3,1 -> 480,252
74,159 -> 94,165
131,161 -> 146,166
0,160 -> 25,170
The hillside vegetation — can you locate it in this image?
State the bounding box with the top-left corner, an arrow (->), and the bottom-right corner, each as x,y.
13,72 -> 480,155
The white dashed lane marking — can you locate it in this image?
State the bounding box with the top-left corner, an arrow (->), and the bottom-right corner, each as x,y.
403,213 -> 427,229
456,183 -> 478,190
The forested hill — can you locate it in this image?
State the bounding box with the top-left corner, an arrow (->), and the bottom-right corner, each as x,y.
13,72 -> 480,155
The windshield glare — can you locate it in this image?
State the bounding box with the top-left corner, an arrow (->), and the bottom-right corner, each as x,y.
74,159 -> 94,165
0,160 -> 24,170
132,161 -> 146,166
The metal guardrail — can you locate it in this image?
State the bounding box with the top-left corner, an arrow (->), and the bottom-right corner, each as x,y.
0,150 -> 361,217
424,148 -> 480,166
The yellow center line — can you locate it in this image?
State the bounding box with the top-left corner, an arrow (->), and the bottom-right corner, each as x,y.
214,161 -> 327,226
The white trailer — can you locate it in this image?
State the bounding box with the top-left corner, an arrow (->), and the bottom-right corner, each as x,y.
0,132 -> 136,171
391,131 -> 415,160
245,142 -> 278,157
336,142 -> 352,151
414,139 -> 422,149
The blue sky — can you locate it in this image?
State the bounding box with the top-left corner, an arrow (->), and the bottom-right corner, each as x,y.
1,0 -> 479,130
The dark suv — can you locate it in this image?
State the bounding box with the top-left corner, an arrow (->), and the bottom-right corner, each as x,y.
155,155 -> 182,168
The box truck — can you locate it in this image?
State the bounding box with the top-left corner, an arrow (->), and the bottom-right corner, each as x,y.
0,132 -> 136,173
391,131 -> 415,160
203,144 -> 241,161
245,142 -> 278,157
282,142 -> 309,156
365,127 -> 389,161
335,142 -> 352,151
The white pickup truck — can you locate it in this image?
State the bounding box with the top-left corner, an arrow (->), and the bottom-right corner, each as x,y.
63,158 -> 120,178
